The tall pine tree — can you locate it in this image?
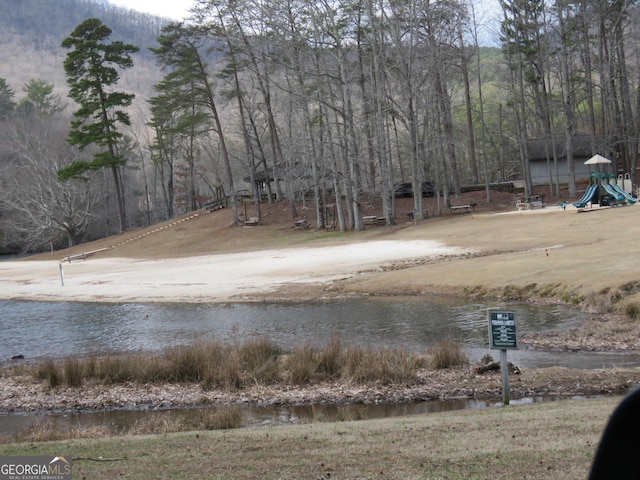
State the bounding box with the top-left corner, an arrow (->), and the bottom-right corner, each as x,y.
59,18 -> 139,233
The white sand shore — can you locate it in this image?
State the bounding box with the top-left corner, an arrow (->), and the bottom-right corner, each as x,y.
0,240 -> 468,303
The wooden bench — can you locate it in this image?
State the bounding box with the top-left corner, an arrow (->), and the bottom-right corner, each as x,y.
449,203 -> 476,214
64,252 -> 87,263
61,248 -> 109,263
245,217 -> 260,226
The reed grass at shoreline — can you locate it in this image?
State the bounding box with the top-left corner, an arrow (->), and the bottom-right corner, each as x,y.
23,336 -> 468,390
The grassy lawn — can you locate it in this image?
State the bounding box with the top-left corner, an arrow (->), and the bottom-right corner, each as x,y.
0,396 -> 618,479
4,195 -> 640,479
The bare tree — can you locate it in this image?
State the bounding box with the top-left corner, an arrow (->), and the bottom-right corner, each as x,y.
153,22 -> 241,225
0,117 -> 100,250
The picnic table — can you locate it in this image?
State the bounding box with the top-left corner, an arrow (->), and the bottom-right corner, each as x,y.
204,198 -> 225,212
293,219 -> 311,230
516,194 -> 545,210
363,215 -> 386,226
525,194 -> 545,208
449,203 -> 477,214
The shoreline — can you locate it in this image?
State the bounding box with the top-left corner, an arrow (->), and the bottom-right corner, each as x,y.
0,240 -> 470,304
2,364 -> 639,416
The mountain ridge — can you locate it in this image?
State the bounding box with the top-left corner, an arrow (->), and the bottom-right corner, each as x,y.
0,0 -> 168,103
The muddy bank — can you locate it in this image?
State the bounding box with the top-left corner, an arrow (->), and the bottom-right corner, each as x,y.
2,365 -> 639,415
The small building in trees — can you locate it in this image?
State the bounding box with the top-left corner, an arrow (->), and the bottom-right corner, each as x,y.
527,136 -> 612,186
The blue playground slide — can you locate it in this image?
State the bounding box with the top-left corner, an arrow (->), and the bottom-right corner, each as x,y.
603,184 -> 625,202
573,184 -> 598,208
611,184 -> 638,204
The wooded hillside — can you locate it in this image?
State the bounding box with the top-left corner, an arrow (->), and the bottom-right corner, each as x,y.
0,0 -> 164,101
1,0 -> 640,254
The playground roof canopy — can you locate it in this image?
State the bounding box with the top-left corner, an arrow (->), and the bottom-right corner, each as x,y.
584,154 -> 612,165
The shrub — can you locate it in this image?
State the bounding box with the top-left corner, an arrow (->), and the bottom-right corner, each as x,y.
10,422 -> 112,442
26,336 -> 429,390
339,344 -> 366,381
203,350 -> 242,390
626,302 -> 640,320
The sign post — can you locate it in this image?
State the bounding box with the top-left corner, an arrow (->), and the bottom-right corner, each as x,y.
488,310 -> 518,405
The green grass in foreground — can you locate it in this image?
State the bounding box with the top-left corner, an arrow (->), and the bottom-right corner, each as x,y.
0,396 -> 617,480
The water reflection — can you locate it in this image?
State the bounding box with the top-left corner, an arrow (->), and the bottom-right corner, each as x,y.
0,395 -> 594,440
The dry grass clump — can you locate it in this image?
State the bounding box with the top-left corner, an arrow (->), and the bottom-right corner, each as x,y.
8,422 -> 112,443
33,339 -> 281,389
237,337 -> 281,384
35,358 -> 62,388
429,338 -> 469,369
340,345 -> 422,384
288,342 -> 316,384
317,333 -> 342,376
285,338 -> 424,385
163,341 -> 242,388
126,408 -> 243,436
29,335 -> 464,389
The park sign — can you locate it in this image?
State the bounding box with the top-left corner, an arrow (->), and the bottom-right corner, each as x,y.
488,310 -> 518,350
488,309 -> 518,405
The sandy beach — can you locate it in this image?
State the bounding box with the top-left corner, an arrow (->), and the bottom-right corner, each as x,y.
0,240 -> 469,303
2,199 -> 640,307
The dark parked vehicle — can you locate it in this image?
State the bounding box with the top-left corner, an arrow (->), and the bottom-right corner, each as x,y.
393,181 -> 435,197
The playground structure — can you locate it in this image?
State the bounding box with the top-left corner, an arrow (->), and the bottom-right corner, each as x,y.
573,172 -> 637,209
573,155 -> 637,209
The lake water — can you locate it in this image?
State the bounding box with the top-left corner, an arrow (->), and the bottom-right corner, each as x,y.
1,296 -> 637,438
2,296 -> 639,369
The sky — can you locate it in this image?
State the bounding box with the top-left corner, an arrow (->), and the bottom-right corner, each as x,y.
108,0 -> 196,20
107,0 -> 500,45
108,0 -> 499,22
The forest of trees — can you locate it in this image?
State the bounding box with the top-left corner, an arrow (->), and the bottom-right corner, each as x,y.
1,0 -> 640,252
